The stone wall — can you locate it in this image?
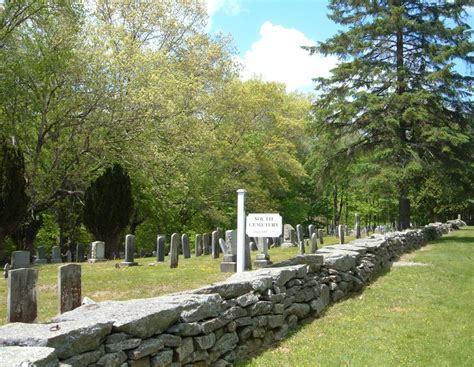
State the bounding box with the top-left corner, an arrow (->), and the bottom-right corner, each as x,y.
0,221 -> 464,366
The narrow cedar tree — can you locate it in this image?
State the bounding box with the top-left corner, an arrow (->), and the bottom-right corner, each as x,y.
309,0 -> 473,229
83,164 -> 133,258
0,136 -> 29,252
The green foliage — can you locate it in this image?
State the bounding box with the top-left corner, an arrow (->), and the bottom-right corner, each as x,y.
83,164 -> 133,257
0,136 -> 29,251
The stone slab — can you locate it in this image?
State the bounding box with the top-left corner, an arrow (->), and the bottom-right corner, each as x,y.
0,346 -> 59,367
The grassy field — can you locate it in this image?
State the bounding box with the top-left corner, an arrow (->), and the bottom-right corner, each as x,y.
0,235 -> 352,325
240,226 -> 474,367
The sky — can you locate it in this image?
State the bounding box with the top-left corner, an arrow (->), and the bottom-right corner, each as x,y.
206,0 -> 473,93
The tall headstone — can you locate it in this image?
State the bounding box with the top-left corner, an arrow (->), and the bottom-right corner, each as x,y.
195,234 -> 202,257
156,235 -> 165,262
458,214 -> 461,220
11,251 -> 31,269
311,233 -> 318,253
338,225 -> 345,244
58,264 -> 81,314
202,233 -> 210,255
254,237 -> 272,268
318,229 -> 324,245
4,263 -> 10,278
65,250 -> 72,263
35,247 -> 47,264
225,230 -> 238,255
120,234 -> 138,266
182,234 -> 191,259
355,214 -> 361,239
169,233 -> 179,268
51,246 -> 62,264
282,224 -> 297,247
75,243 -> 85,262
89,241 -> 105,263
7,268 -> 37,323
245,238 -> 252,271
308,224 -> 316,238
296,224 -> 305,255
211,230 -> 220,259
220,238 -> 237,273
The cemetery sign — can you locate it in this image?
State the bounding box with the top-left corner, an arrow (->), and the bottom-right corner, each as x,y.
246,213 -> 282,237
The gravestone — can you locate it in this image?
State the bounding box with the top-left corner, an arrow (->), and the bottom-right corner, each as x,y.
202,233 -> 211,255
120,234 -> 138,267
35,247 -> 47,264
7,268 -> 38,323
4,263 -> 10,278
195,234 -> 202,257
225,230 -> 238,255
254,237 -> 272,268
211,230 -> 220,259
311,233 -> 318,253
169,233 -> 179,268
319,229 -> 324,245
51,246 -> 62,264
250,241 -> 258,251
182,234 -> 191,259
65,250 -> 72,263
296,224 -> 305,255
157,235 -> 165,262
338,225 -> 345,244
89,241 -> 105,263
75,243 -> 85,262
282,224 -> 297,247
355,214 -> 361,239
58,264 -> 81,314
308,224 -> 315,238
220,238 -> 237,273
245,238 -> 252,271
11,251 -> 31,269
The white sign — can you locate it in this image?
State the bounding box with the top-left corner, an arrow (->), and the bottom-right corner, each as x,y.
246,213 -> 282,237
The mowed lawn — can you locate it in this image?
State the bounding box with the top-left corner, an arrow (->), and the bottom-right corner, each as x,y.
240,227 -> 474,367
0,235 -> 351,325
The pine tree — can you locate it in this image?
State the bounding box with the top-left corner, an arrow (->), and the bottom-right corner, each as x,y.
308,0 -> 473,228
0,136 -> 29,252
83,164 -> 133,258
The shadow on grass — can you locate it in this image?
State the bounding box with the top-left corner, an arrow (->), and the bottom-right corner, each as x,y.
235,266 -> 393,366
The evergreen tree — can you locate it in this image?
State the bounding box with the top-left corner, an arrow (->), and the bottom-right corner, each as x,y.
83,164 -> 133,258
0,136 -> 29,252
308,0 -> 473,228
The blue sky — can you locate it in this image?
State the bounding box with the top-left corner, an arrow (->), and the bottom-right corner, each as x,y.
206,0 -> 473,93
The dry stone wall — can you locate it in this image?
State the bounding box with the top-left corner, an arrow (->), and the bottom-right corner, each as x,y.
0,221 -> 465,367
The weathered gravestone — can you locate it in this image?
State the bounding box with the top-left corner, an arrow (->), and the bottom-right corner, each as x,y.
282,224 -> 297,247
65,249 -> 72,263
11,251 -> 31,269
355,214 -> 361,239
89,241 -> 105,263
245,237 -> 252,271
250,241 -> 258,251
318,229 -> 324,245
338,224 -> 345,244
202,233 -> 211,255
308,224 -> 316,238
51,246 -> 62,264
120,234 -> 138,267
58,264 -> 81,314
75,243 -> 85,262
296,224 -> 305,255
4,263 -> 10,279
7,268 -> 37,323
182,234 -> 191,259
157,235 -> 165,262
195,234 -> 202,257
169,233 -> 179,268
311,233 -> 318,253
254,237 -> 272,268
219,238 -> 237,273
35,247 -> 47,264
211,230 -> 220,259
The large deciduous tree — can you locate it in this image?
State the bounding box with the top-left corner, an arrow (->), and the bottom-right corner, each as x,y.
308,0 -> 473,228
83,164 -> 133,258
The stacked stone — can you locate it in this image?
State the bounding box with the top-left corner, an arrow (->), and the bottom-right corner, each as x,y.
0,221 -> 458,366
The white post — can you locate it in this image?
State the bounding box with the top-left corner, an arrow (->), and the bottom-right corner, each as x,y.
236,189 -> 247,273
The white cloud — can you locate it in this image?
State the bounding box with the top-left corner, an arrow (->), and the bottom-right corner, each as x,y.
239,21 -> 338,92
206,0 -> 241,17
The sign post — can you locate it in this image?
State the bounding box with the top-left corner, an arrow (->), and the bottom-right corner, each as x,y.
246,213 -> 282,268
236,189 -> 247,273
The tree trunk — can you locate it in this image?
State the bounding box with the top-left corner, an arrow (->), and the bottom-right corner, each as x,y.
399,194 -> 411,230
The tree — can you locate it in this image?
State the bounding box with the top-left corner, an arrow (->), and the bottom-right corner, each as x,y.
308,0 -> 473,228
0,136 -> 29,252
83,164 -> 133,258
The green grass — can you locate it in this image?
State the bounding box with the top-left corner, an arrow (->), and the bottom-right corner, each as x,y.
239,227 -> 474,367
0,234 -> 351,325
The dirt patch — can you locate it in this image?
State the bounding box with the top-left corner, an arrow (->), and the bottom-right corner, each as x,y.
393,261 -> 431,267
